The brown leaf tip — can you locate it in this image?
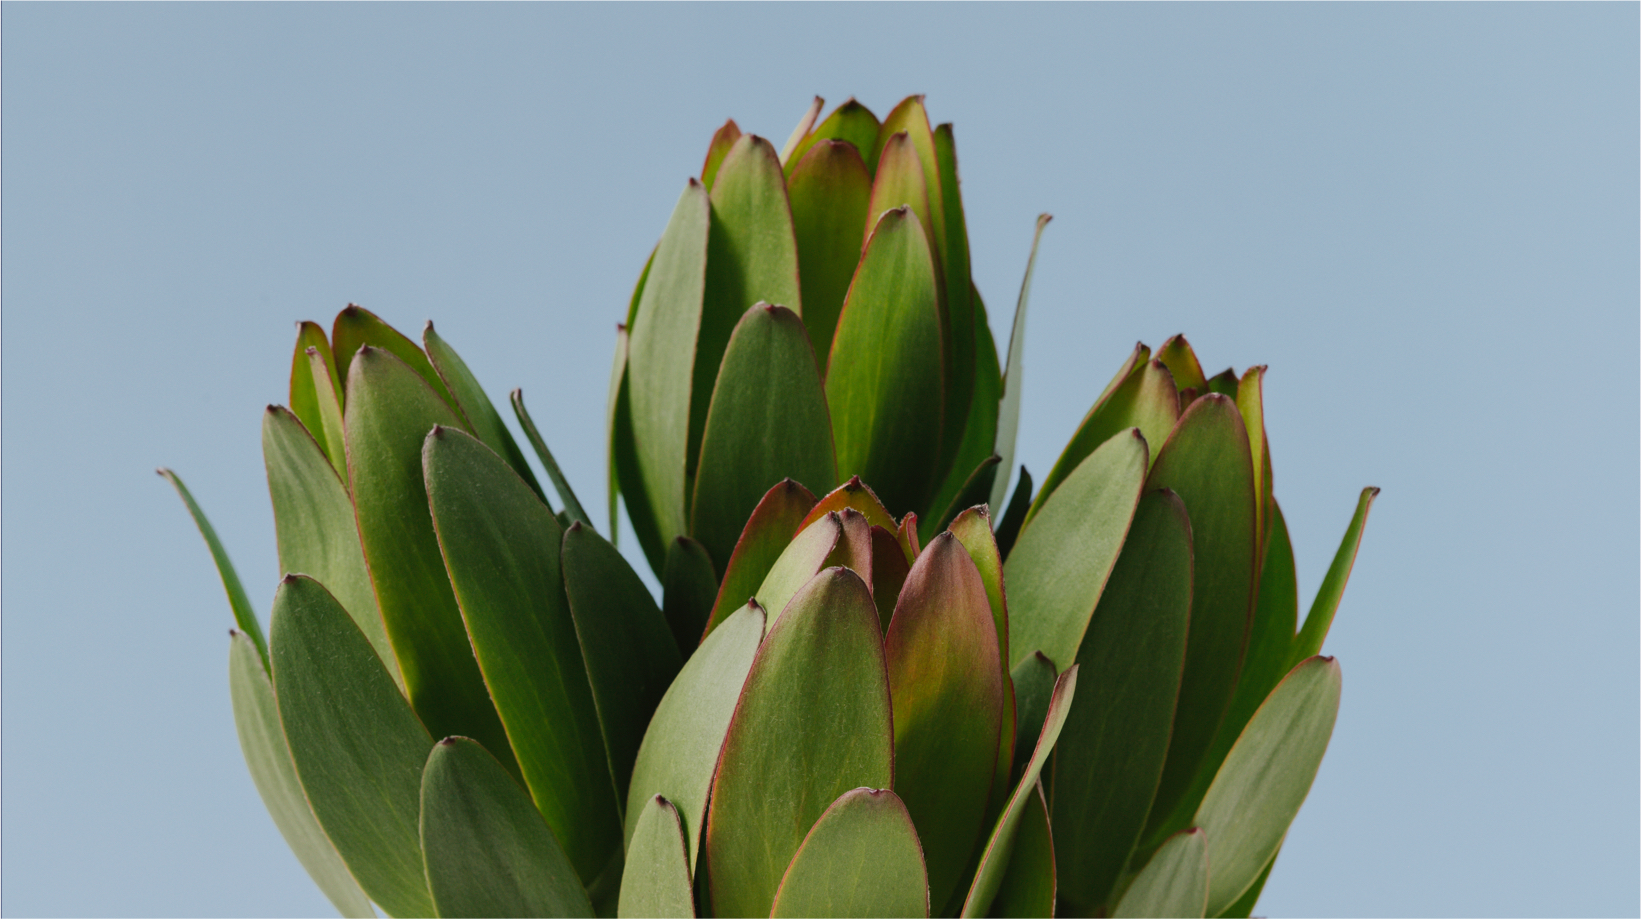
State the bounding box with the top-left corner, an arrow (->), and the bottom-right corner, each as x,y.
568,520 -> 584,533
437,737 -> 460,747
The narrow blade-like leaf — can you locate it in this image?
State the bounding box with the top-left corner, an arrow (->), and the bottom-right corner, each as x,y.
512,388 -> 591,526
933,123 -> 975,492
777,96 -> 825,166
421,737 -> 594,919
927,289 -> 1002,534
270,575 -> 434,919
788,140 -> 871,365
1113,829 -> 1208,919
930,454 -> 1001,538
1289,487 -> 1380,666
701,479 -> 816,641
619,796 -> 695,919
987,783 -> 1055,919
1007,652 -> 1057,784
158,468 -> 267,665
305,348 -> 349,478
424,322 -> 544,501
989,214 -> 1051,514
770,788 -> 928,919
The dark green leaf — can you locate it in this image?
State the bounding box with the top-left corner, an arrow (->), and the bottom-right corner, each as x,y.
933,123 -> 975,495
626,603 -> 766,869
700,479 -> 816,641
1205,368 -> 1239,399
886,534 -> 1004,910
1004,431 -> 1147,672
270,575 -> 434,919
989,214 -> 1051,513
769,788 -> 928,919
931,454 -> 1001,537
344,347 -> 512,769
993,466 -> 1032,561
1030,359 -> 1179,525
619,796 -> 695,919
787,98 -> 881,176
662,536 -> 719,659
1289,487 -> 1380,667
1196,657 -> 1341,916
562,522 -> 683,803
1112,829 -> 1207,919
158,468 -> 267,666
1053,490 -> 1193,915
690,303 -> 837,574
227,631 -> 373,918
826,206 -> 944,518
262,406 -> 396,686
788,140 -> 872,369
614,326 -> 667,575
424,322 -> 544,502
332,304 -> 457,412
511,388 -> 591,527
927,286 -> 1002,534
303,346 -> 350,477
423,426 -> 620,884
1143,395 -> 1258,838
705,569 -> 894,918
421,737 -> 593,918
289,321 -> 340,466
986,783 -> 1054,919
699,119 -> 740,191
869,525 -> 910,629
1007,653 -> 1057,785
608,323 -> 630,544
627,180 -> 711,552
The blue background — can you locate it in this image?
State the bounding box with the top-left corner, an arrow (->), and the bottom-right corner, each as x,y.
4,4 -> 1636,916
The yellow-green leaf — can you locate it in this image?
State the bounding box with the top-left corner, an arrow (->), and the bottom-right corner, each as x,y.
788,140 -> 871,366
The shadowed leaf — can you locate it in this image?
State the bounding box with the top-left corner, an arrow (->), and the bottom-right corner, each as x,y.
927,287 -> 1002,533
424,322 -> 544,501
788,140 -> 872,365
770,788 -> 928,919
1218,848 -> 1277,918
799,476 -> 900,534
931,454 -> 1002,537
994,466 -> 1032,561
933,122 -> 975,493
512,389 -> 591,527
947,506 -> 1017,826
987,783 -> 1054,919
303,347 -> 349,478
662,536 -> 719,659
619,796 -> 695,919
1112,829 -> 1207,919
989,214 -> 1051,514
1007,653 -> 1057,785
701,479 -> 816,641
870,525 -> 911,629
289,322 -> 342,467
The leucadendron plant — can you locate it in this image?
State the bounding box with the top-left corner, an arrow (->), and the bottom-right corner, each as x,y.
166,95 -> 1376,919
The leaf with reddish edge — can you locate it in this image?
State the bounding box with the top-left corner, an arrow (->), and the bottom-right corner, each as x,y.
695,135 -> 803,494
1154,334 -> 1208,396
994,466 -> 1033,561
988,783 -> 1055,919
827,208 -> 945,519
1005,430 -> 1147,672
303,348 -> 349,479
872,97 -> 948,269
933,123 -> 975,491
928,286 -> 1002,535
787,97 -> 882,176
989,214 -> 1051,515
886,534 -> 1005,911
947,505 -> 1016,817
1095,343 -> 1152,410
869,525 -> 910,629
1288,487 -> 1380,667
824,508 -> 875,584
1141,395 -> 1258,842
289,321 -> 339,463
777,96 -> 825,166
788,140 -> 872,369
345,348 -> 511,769
1196,657 -> 1341,916
799,475 -> 899,533
770,788 -> 928,919
705,569 -> 894,919
690,303 -> 836,576
700,479 -> 816,642
748,511 -> 844,631
628,180 -> 711,557
561,521 -> 683,803
1052,490 -> 1193,915
700,119 -> 740,191
868,132 -> 937,261
662,536 -> 719,659
1112,828 -> 1207,919
960,666 -> 1078,918
1220,847 -> 1277,919
422,426 -> 620,884
626,603 -> 766,870
619,796 -> 695,919
424,322 -> 545,502
1007,652 -> 1057,784
1029,359 -> 1179,525
332,304 -> 458,413
899,511 -> 922,559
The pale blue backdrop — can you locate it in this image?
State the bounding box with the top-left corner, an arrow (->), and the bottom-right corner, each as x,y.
4,4 -> 1636,917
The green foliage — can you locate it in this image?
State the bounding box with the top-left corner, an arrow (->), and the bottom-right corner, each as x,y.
165,97 -> 1377,918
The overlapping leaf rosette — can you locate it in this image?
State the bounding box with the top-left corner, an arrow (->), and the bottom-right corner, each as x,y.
163,95 -> 1378,919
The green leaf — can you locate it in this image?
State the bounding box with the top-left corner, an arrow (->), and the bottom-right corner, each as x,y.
1289,487 -> 1380,667
752,511 -> 843,631
423,322 -> 544,502
304,347 -> 350,478
343,347 -> 513,769
1154,335 -> 1207,395
1112,829 -> 1207,919
627,180 -> 711,552
948,506 -> 1018,831
270,575 -> 434,919
787,98 -> 882,176
987,783 -> 1054,919
1217,847 -> 1276,919
262,406 -> 397,688
332,304 -> 457,412
993,466 -> 1032,561
423,426 -> 622,884
608,323 -> 631,544
614,326 -> 667,574
1205,368 -> 1239,399
699,119 -> 740,191
777,96 -> 825,165
512,388 -> 592,527
696,135 -> 803,493
700,479 -> 816,641
989,214 -> 1051,514
931,454 -> 1001,537
705,569 -> 894,918
227,631 -> 374,919
1007,652 -> 1057,784
886,533 -> 1005,910
1196,657 -> 1341,916
662,535 -> 719,659
1030,359 -> 1179,525
1143,394 -> 1258,838
626,602 -> 766,869
420,737 -> 594,919
1004,430 -> 1147,672
868,132 -> 937,268
826,206 -> 945,518
873,97 -> 948,268
619,796 -> 696,919
1235,366 -> 1271,554
158,468 -> 267,667
933,123 -> 975,493
289,321 -> 341,466
1052,490 -> 1193,915
788,140 -> 871,367
691,303 -> 837,574
562,522 -> 683,803
927,287 -> 1002,535
959,666 -> 1078,919
769,788 -> 928,919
